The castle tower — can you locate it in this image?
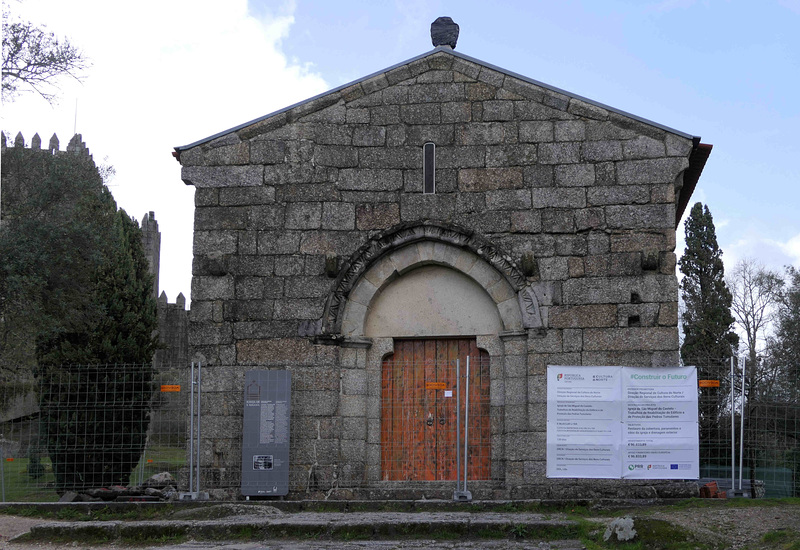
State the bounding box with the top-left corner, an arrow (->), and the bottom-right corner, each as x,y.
140,211 -> 161,297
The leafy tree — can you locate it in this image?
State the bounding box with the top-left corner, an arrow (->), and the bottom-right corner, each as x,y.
679,202 -> 739,364
772,267 -> 800,385
1,138 -> 158,492
0,141 -> 110,374
1,5 -> 88,104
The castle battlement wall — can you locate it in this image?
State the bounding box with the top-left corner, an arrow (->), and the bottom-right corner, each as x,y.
2,131 -> 94,159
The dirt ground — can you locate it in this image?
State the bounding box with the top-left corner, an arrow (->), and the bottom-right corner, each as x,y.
1,502 -> 799,549
645,503 -> 800,549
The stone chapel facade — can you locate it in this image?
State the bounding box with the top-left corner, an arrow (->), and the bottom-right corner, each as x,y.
175,43 -> 710,499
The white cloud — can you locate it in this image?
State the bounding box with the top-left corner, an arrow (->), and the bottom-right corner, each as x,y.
2,0 -> 329,305
723,233 -> 800,274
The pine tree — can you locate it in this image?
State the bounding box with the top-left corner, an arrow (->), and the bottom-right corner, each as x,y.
679,202 -> 739,364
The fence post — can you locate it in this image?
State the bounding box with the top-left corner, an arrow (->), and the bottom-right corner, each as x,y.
739,356 -> 746,491
189,362 -> 194,492
196,362 -> 202,494
454,359 -> 460,497
731,356 -> 735,492
463,356 -> 470,495
453,357 -> 472,502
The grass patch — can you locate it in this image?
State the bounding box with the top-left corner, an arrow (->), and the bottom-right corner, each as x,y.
119,525 -> 188,545
340,529 -> 372,541
760,528 -> 800,550
0,444 -> 185,503
579,517 -> 723,550
128,445 -> 186,486
611,497 -> 800,524
0,455 -> 59,502
475,527 -> 506,539
0,503 -> 178,522
668,497 -> 800,511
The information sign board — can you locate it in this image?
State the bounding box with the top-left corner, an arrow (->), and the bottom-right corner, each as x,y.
241,370 -> 291,496
547,366 -> 698,480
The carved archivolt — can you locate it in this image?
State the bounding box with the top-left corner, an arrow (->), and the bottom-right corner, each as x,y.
320,221 -> 541,337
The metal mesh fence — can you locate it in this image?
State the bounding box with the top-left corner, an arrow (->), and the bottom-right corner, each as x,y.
3,358 -> 798,500
380,357 -> 492,484
0,364 -> 187,502
692,356 -> 799,497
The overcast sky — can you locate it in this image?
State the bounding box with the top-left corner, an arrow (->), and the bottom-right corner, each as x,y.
3,0 -> 799,306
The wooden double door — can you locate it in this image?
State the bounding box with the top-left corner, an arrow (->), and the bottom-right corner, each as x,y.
381,338 -> 490,481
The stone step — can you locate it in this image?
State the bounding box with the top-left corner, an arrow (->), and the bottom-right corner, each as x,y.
21,511 -> 581,545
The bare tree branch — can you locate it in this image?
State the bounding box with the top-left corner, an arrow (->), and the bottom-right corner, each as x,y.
728,258 -> 783,366
2,17 -> 89,104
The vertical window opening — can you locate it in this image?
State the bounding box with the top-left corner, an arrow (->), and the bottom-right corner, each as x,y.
423,142 -> 435,194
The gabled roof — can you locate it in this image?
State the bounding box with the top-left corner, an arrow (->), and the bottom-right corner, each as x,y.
175,46 -> 697,153
173,46 -> 710,226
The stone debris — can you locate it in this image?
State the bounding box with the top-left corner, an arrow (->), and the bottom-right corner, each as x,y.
603,516 -> 637,542
55,472 -> 179,502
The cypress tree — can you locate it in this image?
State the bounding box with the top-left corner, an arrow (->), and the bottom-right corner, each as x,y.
679,202 -> 738,466
679,202 -> 739,364
92,209 -> 158,364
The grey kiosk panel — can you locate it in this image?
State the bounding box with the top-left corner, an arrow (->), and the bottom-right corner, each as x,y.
241,370 -> 291,496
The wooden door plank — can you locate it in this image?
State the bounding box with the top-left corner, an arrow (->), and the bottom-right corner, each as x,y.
395,341 -> 407,481
400,340 -> 413,481
422,339 -> 437,481
411,339 -> 424,481
380,337 -> 492,482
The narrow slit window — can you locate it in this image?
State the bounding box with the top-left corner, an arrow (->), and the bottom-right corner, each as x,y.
423,142 -> 435,194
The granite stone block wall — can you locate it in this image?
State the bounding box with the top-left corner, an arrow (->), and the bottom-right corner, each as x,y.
177,47 -> 700,499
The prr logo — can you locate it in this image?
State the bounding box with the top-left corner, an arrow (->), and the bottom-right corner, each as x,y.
557,373 -> 563,381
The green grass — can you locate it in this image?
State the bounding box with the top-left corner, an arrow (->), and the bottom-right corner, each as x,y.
578,517 -> 723,550
128,445 -> 186,487
0,455 -> 59,502
0,444 -> 185,503
759,529 -> 800,550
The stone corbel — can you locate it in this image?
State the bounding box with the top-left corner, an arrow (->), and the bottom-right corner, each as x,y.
517,285 -> 544,329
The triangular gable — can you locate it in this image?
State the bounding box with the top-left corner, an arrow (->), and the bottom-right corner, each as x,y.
174,46 -> 709,226
175,46 -> 696,153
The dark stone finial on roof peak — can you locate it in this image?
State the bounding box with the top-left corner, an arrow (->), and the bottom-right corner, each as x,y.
431,17 -> 459,49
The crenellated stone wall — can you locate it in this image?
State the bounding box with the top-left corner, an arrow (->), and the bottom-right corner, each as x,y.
1,133 -> 189,372
176,47 -> 704,499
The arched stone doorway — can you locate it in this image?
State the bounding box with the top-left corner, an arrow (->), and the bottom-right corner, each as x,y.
322,222 -> 538,488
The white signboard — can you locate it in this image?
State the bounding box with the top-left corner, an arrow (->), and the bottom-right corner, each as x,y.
547,366 -> 698,479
